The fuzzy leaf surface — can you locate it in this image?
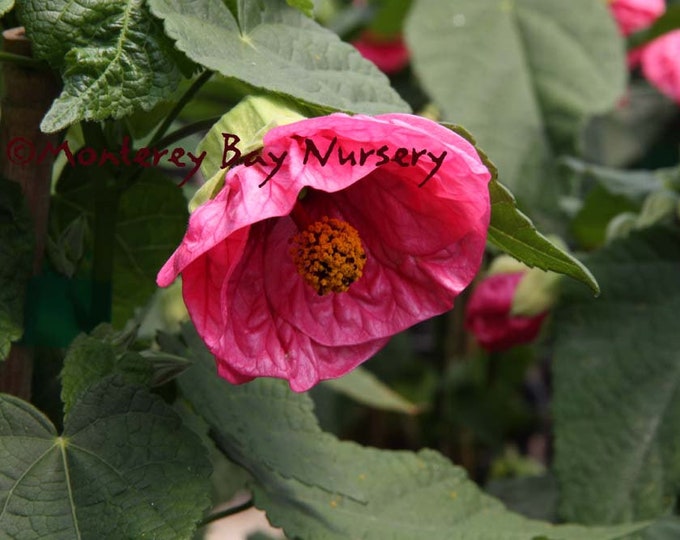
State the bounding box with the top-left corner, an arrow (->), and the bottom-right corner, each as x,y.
0,378 -> 211,539
554,227 -> 680,524
161,325 -> 642,540
148,0 -> 409,115
19,0 -> 182,132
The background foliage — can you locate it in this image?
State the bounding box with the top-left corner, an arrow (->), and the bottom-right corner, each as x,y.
1,0 -> 679,538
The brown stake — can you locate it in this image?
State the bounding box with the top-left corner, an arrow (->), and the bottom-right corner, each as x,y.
0,27 -> 60,399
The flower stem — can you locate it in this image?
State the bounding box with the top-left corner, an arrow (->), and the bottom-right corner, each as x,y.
0,50 -> 45,69
197,499 -> 255,528
82,122 -> 120,325
152,116 -> 222,152
148,69 -> 214,147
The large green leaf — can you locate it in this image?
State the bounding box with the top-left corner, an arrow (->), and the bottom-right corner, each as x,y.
60,325 -> 153,416
405,0 -> 625,215
0,179 -> 33,360
160,325 -> 642,540
488,179 -> 599,294
18,0 -> 182,132
52,170 -> 188,326
554,226 -> 680,524
0,377 -> 211,539
147,0 -> 409,115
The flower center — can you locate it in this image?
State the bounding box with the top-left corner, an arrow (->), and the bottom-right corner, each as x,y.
289,216 -> 366,296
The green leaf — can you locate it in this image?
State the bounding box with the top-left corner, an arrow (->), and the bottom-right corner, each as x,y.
286,0 -> 315,18
0,377 -> 211,539
111,171 -> 189,325
18,0 -> 182,132
571,184 -> 639,250
60,325 -> 153,416
52,170 -> 188,326
370,0 -> 413,36
0,178 -> 33,360
322,366 -> 422,415
46,215 -> 87,278
195,94 -> 306,188
486,475 -> 558,522
160,325 -> 642,540
637,517 -> 680,540
553,226 -> 680,524
561,158 -> 665,204
405,0 -> 625,215
0,0 -> 13,16
488,178 -> 600,294
147,0 -> 409,115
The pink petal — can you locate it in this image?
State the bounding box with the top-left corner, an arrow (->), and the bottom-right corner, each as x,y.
641,30 -> 680,104
609,0 -> 665,36
158,113 -> 491,391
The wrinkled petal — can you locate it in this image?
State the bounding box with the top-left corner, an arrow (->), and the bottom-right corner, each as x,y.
158,113 -> 491,391
465,273 -> 546,352
641,30 -> 680,104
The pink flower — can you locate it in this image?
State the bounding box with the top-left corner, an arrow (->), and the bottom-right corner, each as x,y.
157,113 -> 491,391
352,31 -> 410,74
641,30 -> 680,103
608,0 -> 666,68
608,0 -> 665,36
465,273 -> 547,353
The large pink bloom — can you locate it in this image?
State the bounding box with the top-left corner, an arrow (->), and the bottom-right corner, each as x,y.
608,0 -> 665,36
641,30 -> 680,103
157,113 -> 491,391
465,273 -> 547,353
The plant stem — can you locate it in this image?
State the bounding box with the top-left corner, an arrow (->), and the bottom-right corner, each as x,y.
0,50 -> 45,68
149,69 -> 214,147
121,116 -> 221,191
152,116 -> 222,151
197,499 -> 255,528
82,122 -> 120,325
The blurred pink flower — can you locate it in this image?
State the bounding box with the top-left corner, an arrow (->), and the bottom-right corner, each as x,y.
641,29 -> 680,103
465,273 -> 547,353
608,0 -> 665,36
352,31 -> 410,74
608,0 -> 666,68
157,113 -> 491,391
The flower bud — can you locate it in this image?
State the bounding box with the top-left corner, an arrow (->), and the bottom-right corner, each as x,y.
465,267 -> 548,353
511,268 -> 561,317
189,95 -> 306,212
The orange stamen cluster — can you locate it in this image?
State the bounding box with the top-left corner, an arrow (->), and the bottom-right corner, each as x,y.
289,216 -> 366,296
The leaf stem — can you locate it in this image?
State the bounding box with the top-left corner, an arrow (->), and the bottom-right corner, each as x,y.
0,50 -> 45,69
197,499 -> 255,528
152,116 -> 222,151
149,69 -> 214,147
120,116 -> 221,191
